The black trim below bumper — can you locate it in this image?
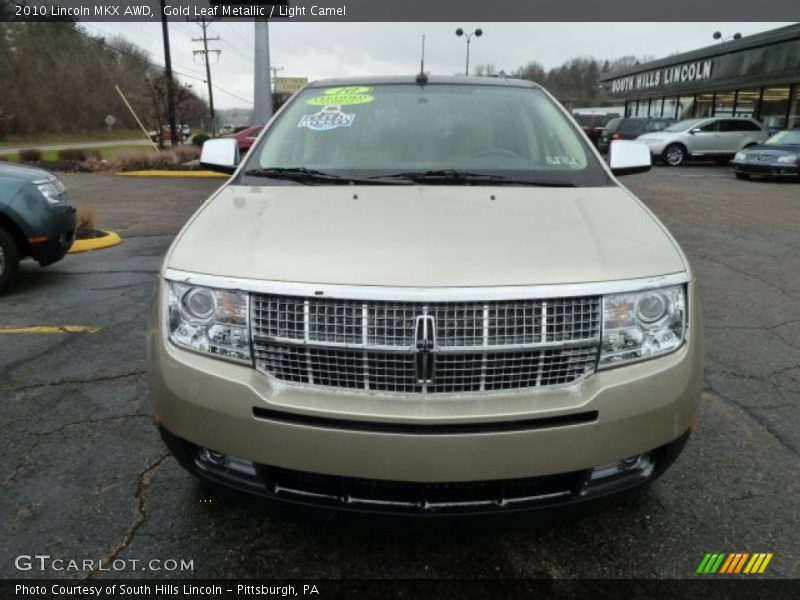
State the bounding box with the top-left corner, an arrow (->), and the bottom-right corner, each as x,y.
159,424 -> 691,520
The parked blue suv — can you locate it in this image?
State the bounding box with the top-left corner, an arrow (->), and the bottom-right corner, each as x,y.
0,163 -> 76,292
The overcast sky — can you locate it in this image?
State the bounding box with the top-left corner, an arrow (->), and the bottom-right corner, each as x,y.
85,22 -> 796,110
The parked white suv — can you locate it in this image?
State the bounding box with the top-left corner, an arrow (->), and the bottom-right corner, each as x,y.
637,117 -> 768,166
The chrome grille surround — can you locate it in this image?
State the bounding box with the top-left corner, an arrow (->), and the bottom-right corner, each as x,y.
164,269 -> 691,396
251,295 -> 601,394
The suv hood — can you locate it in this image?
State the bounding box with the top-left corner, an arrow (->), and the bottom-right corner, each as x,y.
167,185 -> 686,287
0,162 -> 55,183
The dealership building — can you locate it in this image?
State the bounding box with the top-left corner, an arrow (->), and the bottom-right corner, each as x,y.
598,23 -> 800,131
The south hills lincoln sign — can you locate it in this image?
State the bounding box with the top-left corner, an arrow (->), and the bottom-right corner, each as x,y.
610,60 -> 713,94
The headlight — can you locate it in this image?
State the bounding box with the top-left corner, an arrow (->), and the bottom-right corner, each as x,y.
35,178 -> 66,205
734,151 -> 746,161
599,284 -> 686,368
776,154 -> 797,164
166,281 -> 251,363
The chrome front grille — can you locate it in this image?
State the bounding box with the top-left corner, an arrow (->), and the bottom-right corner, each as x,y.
251,295 -> 600,394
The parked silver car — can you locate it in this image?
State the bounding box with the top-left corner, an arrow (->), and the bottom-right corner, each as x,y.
637,117 -> 768,166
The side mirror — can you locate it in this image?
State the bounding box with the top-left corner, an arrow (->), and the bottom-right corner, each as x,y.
199,138 -> 240,174
689,128 -> 702,135
608,140 -> 651,176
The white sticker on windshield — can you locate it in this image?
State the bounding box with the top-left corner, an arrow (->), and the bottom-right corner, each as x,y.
545,155 -> 580,166
298,106 -> 355,131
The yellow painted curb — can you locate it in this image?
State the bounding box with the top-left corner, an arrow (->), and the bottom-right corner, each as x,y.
68,231 -> 122,254
0,325 -> 101,334
118,170 -> 228,178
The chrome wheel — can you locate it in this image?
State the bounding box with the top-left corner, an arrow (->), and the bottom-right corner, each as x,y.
664,145 -> 685,166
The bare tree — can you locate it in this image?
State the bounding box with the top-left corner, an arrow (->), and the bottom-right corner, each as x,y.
0,20 -> 208,137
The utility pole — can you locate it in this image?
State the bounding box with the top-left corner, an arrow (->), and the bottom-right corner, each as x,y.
189,16 -> 220,135
253,18 -> 273,124
159,0 -> 177,148
270,66 -> 284,93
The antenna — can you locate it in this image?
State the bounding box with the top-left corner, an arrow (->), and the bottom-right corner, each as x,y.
416,33 -> 428,85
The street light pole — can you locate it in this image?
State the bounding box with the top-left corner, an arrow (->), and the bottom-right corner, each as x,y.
455,27 -> 483,76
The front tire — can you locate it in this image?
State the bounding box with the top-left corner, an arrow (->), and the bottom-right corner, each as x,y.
663,144 -> 686,167
0,226 -> 21,294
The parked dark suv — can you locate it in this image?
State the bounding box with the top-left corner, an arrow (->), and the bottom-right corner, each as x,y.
598,117 -> 676,153
574,113 -> 618,147
0,163 -> 76,292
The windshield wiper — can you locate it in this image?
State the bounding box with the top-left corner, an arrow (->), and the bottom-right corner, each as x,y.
370,169 -> 576,186
369,169 -> 505,184
243,167 -> 410,185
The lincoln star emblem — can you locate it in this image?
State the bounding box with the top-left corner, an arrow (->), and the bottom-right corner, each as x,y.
414,315 -> 437,384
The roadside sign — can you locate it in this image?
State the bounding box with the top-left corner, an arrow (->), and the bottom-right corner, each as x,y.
104,114 -> 117,129
275,77 -> 308,95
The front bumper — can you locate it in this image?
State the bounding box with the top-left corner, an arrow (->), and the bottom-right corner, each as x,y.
28,204 -> 76,266
161,424 -> 691,517
732,161 -> 799,177
147,279 -> 703,489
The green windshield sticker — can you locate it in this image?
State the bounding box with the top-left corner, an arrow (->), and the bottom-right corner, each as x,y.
307,86 -> 375,106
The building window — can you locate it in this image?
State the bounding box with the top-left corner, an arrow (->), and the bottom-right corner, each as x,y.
789,85 -> 800,129
734,89 -> 760,118
695,93 -> 714,117
636,99 -> 650,117
677,95 -> 694,119
649,97 -> 664,117
714,90 -> 736,117
663,97 -> 677,119
760,87 -> 791,131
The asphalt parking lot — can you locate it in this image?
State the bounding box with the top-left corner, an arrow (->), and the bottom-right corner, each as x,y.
1,167 -> 799,579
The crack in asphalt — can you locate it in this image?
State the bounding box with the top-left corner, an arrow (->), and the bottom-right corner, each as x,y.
3,413 -> 150,489
706,366 -> 798,409
0,338 -> 77,394
85,452 -> 170,581
31,413 -> 150,438
3,370 -> 145,394
3,454 -> 32,488
701,254 -> 800,301
704,378 -> 799,458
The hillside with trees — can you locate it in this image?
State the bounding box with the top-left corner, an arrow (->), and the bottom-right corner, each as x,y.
476,55 -> 655,106
0,19 -> 208,141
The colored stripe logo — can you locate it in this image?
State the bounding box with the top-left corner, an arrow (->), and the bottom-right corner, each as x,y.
696,553 -> 773,574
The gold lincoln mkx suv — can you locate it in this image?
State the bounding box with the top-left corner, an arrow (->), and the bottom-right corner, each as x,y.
146,76 -> 703,517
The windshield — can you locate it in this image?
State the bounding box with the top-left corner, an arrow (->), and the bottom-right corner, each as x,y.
618,119 -> 645,134
765,130 -> 800,146
242,83 -> 610,187
663,118 -> 706,133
